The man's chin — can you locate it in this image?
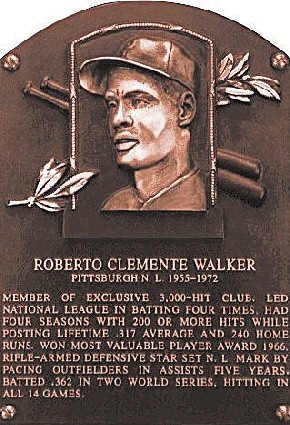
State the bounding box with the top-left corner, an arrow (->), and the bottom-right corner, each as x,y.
115,150 -> 137,165
116,154 -> 137,170
115,152 -> 167,171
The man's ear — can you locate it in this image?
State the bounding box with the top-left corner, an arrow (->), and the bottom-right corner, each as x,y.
178,91 -> 196,127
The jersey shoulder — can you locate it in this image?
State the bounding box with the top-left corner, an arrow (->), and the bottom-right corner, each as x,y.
102,187 -> 139,210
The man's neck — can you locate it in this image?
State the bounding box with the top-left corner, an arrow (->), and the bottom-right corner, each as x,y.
134,153 -> 191,201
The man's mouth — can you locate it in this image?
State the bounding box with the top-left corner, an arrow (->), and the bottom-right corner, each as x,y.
114,139 -> 139,152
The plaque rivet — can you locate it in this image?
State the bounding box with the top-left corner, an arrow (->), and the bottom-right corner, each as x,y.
271,52 -> 289,70
0,406 -> 16,420
1,53 -> 20,72
276,406 -> 290,421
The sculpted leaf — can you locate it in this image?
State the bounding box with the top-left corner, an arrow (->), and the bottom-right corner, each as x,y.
250,76 -> 281,94
250,75 -> 280,85
218,53 -> 234,81
35,200 -> 64,212
227,80 -> 252,90
35,158 -> 57,195
224,86 -> 254,96
236,64 -> 250,78
46,171 -> 98,198
228,52 -> 250,79
249,80 -> 281,100
228,95 -> 251,102
35,160 -> 68,196
39,158 -> 57,179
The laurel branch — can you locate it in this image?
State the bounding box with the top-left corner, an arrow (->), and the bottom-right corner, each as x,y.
216,52 -> 281,106
7,158 -> 98,212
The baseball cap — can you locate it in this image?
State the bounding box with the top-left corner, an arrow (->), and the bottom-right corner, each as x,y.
79,37 -> 196,94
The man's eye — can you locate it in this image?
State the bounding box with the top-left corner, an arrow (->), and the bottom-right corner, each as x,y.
107,100 -> 117,108
131,98 -> 149,108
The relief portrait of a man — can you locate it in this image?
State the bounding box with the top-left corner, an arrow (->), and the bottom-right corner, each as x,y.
79,37 -> 207,211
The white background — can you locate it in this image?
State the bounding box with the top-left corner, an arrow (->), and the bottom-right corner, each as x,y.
0,0 -> 289,58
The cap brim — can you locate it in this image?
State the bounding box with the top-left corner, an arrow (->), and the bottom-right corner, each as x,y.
79,56 -> 175,95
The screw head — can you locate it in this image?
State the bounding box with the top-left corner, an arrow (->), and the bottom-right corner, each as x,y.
271,51 -> 289,70
1,406 -> 16,420
276,405 -> 290,421
1,53 -> 20,72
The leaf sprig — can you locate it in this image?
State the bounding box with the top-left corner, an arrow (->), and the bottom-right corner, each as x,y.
216,52 -> 281,106
7,158 -> 98,212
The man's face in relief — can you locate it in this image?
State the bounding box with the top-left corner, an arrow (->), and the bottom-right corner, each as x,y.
104,67 -> 180,170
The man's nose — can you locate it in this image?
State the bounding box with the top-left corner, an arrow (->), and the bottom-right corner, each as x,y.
112,102 -> 133,129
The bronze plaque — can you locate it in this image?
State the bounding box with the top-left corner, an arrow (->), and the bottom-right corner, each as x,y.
0,2 -> 289,424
